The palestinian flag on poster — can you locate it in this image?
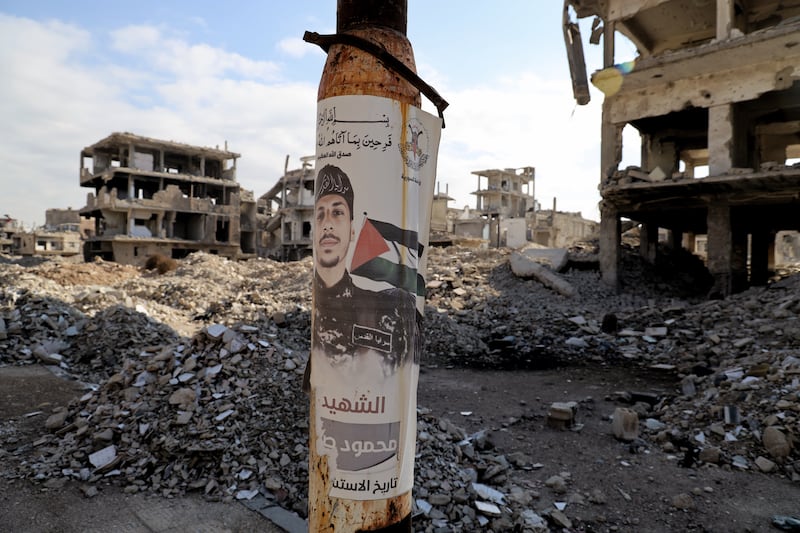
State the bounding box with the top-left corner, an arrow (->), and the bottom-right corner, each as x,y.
350,216 -> 425,297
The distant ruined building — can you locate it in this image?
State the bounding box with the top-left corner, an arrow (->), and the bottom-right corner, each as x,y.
11,230 -> 81,258
1,211 -> 84,259
447,166 -> 597,248
531,199 -> 598,249
257,156 -> 316,261
452,167 -> 537,247
79,132 -> 257,266
45,207 -> 94,237
69,136 -> 597,267
257,161 -> 598,256
0,215 -> 21,255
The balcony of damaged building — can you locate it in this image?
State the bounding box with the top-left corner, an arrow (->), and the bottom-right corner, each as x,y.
564,0 -> 800,297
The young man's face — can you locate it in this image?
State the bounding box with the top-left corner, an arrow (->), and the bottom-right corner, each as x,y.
315,194 -> 353,269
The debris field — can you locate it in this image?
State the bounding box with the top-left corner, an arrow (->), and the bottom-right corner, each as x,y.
1,243 -> 799,531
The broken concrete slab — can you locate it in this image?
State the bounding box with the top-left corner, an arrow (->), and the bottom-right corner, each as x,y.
612,408 -> 639,442
509,251 -> 576,297
516,245 -> 569,271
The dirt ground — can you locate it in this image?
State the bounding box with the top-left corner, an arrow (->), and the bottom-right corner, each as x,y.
416,364 -> 800,533
3,362 -> 799,532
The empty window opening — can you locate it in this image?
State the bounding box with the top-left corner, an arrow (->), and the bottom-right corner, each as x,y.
131,219 -> 152,237
694,165 -> 709,178
216,220 -> 229,242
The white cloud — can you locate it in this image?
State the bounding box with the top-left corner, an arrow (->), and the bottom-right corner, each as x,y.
431,73 -> 603,220
0,13 -> 605,231
110,25 -> 283,82
188,16 -> 208,29
0,16 -> 314,227
278,36 -> 319,59
110,24 -> 161,50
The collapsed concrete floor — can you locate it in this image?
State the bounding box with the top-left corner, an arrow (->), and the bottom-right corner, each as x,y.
1,244 -> 799,531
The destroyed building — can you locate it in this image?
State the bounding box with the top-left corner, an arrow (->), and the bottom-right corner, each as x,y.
79,132 -> 257,266
454,167 -> 537,246
257,156 -> 316,261
258,159 -> 597,255
565,0 -> 800,296
0,215 -> 20,254
1,213 -> 82,259
45,207 -> 94,238
11,230 -> 82,258
430,184 -> 454,234
531,198 -> 599,248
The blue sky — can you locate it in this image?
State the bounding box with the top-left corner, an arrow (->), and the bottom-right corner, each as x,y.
0,1 -> 639,228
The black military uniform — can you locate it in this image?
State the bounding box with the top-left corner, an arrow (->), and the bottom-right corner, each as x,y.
313,270 -> 420,374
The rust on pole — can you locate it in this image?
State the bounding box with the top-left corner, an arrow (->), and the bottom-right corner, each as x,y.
304,1 -> 444,531
317,1 -> 419,108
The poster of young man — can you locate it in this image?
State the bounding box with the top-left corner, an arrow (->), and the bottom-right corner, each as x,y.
310,94 -> 441,500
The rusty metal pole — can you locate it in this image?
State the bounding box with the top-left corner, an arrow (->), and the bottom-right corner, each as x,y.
318,0 -> 419,107
303,1 -> 444,531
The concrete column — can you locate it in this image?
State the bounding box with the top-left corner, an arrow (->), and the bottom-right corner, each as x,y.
716,0 -> 734,39
708,104 -> 734,176
768,235 -> 776,270
683,232 -> 697,254
646,138 -> 677,180
707,203 -> 732,297
640,222 -> 658,264
750,229 -> 773,286
731,229 -> 748,293
599,202 -> 621,290
667,229 -> 681,251
603,20 -> 615,68
600,102 -> 623,182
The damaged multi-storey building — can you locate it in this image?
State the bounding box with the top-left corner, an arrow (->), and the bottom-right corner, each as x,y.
11,230 -> 82,259
1,215 -> 22,255
452,167 -> 598,248
79,132 -> 257,266
258,158 -> 597,256
454,167 -> 537,247
45,207 -> 94,237
257,156 -> 316,261
565,0 -> 800,296
1,213 -> 83,259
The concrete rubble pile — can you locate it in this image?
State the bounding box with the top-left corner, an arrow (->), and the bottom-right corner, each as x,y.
421,245 -> 708,369
1,244 -> 799,531
26,322 -> 312,515
597,272 -> 800,480
424,245 -> 799,481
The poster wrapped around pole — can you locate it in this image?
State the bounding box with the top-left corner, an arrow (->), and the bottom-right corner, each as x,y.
311,95 -> 440,500
304,2 -> 446,528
